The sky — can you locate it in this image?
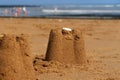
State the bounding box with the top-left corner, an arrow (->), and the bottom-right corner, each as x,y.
0,0 -> 120,5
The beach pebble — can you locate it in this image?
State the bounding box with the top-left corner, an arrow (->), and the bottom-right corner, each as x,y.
0,34 -> 4,38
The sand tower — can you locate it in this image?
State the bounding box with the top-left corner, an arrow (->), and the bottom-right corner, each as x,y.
45,28 -> 86,64
0,34 -> 35,80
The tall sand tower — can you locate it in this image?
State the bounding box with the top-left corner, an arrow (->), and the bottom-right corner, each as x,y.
45,28 -> 86,64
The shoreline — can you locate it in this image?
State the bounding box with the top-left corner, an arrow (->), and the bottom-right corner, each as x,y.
1,16 -> 120,19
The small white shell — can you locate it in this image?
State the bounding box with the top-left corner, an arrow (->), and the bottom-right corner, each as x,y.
62,27 -> 72,31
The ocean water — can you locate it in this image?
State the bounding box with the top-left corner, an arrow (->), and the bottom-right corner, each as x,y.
1,4 -> 120,18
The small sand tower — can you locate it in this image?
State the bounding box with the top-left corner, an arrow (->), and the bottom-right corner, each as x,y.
45,28 -> 86,64
0,34 -> 35,80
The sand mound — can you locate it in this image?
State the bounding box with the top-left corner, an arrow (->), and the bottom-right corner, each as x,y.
0,34 -> 35,80
45,28 -> 86,64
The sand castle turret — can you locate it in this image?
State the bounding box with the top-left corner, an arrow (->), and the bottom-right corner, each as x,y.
45,28 -> 86,64
0,34 -> 35,80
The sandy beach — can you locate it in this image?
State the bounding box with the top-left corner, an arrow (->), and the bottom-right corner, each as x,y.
0,18 -> 120,80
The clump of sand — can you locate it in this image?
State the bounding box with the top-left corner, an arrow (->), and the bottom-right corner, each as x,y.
0,34 -> 35,80
45,28 -> 86,64
34,58 -> 64,74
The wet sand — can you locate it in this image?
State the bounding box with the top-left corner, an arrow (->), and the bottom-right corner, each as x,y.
0,18 -> 120,80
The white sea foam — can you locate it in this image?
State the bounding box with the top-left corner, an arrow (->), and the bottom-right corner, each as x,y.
94,5 -> 114,7
42,9 -> 120,14
61,4 -> 115,8
116,4 -> 120,7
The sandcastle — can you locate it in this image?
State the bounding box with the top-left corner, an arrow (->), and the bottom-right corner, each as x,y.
0,34 -> 35,80
45,28 -> 86,64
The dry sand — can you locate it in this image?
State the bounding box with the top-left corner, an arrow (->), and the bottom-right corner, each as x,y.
0,18 -> 120,80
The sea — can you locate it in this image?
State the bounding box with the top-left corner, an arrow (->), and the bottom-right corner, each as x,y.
1,4 -> 120,18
